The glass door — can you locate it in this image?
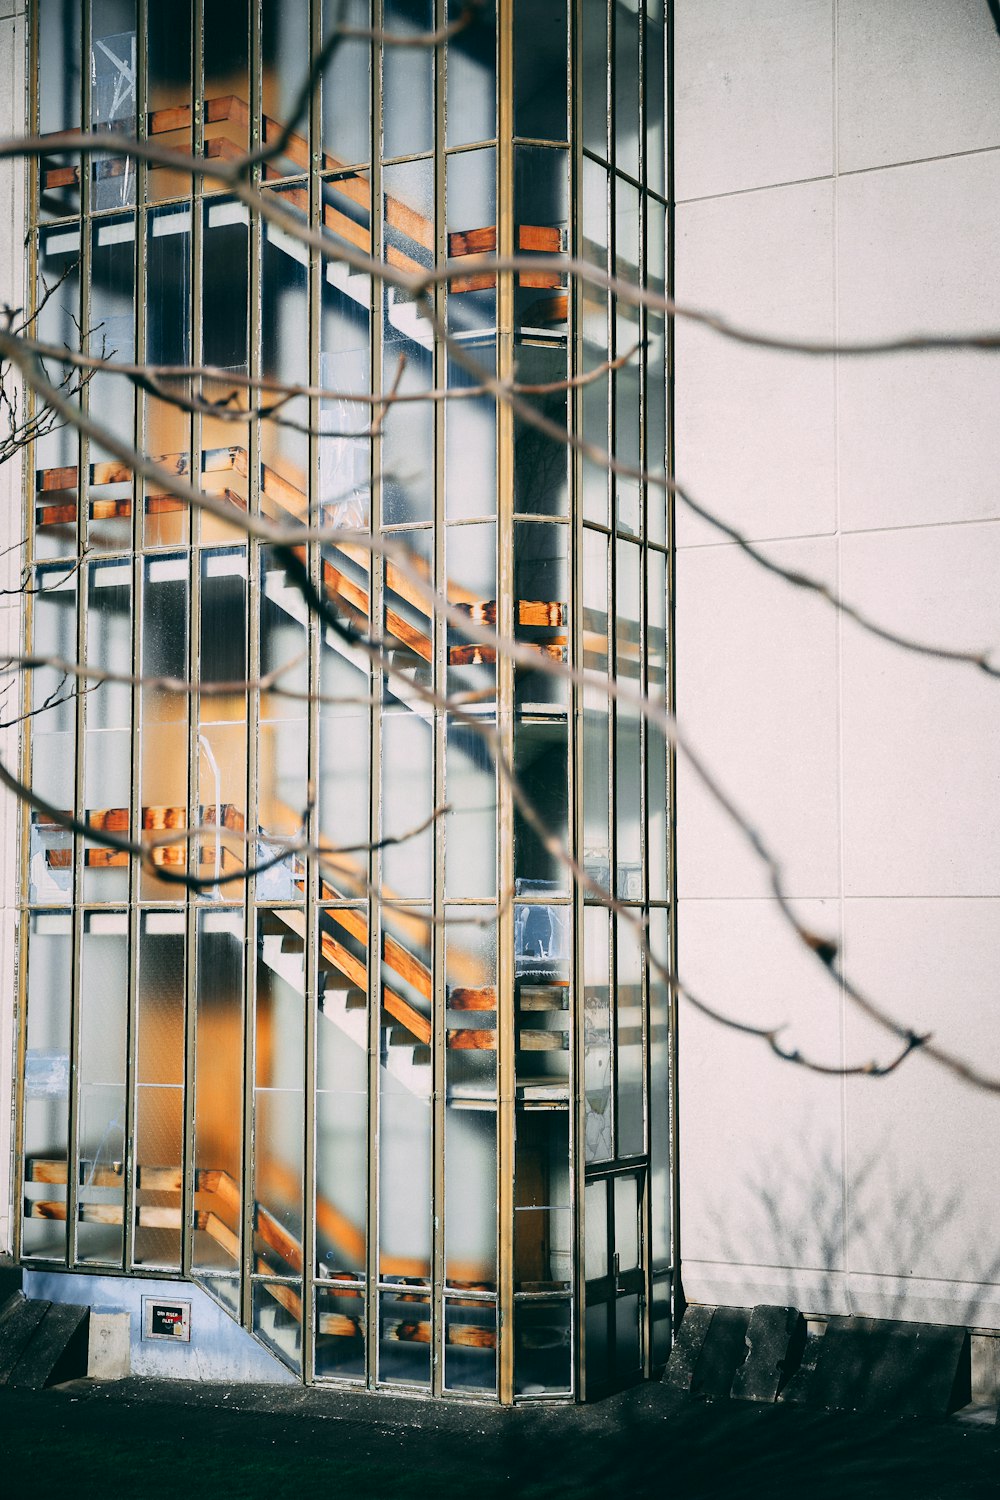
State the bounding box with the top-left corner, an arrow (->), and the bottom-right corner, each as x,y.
584,1165 -> 646,1396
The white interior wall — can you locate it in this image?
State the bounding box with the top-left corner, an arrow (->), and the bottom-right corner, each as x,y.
0,0 -> 27,1257
674,0 -> 1000,1327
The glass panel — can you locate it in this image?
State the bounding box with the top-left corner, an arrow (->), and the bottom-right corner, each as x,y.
444,1300 -> 497,1393
21,913 -> 73,1260
651,1275 -> 672,1366
581,0 -> 609,160
445,912 -> 497,1290
203,0 -> 249,162
259,547 -> 309,896
514,718 -> 570,894
37,0 -> 82,219
615,539 -> 643,898
614,179 -> 642,535
382,160 -> 434,526
321,0 -> 371,169
378,1289 -> 431,1387
615,1291 -> 642,1378
581,158 -> 611,527
201,200 -> 250,542
316,907 -> 368,1276
379,908 -> 432,1283
583,907 -> 612,1163
144,205 -> 192,547
645,0 -> 666,198
198,549 -> 248,897
614,0 -> 641,182
90,0 -> 138,210
83,560 -> 132,902
584,1177 -> 608,1280
513,0 -> 567,142
582,528 -> 610,890
514,148 -> 568,335
34,228 -> 81,556
318,628 -> 370,902
28,570 -> 77,902
446,716 -> 497,901
615,918 -> 645,1158
514,520 -> 568,711
262,0 -> 311,178
648,908 -> 671,1269
645,200 -> 668,545
514,1300 -> 571,1395
193,908 -> 244,1312
134,912 -> 185,1269
77,913 -> 128,1265
380,708 -> 433,900
146,0 -> 193,203
613,1173 -> 640,1274
445,350 -> 497,518
513,344 -> 568,518
514,901 -> 570,1097
383,0 -> 434,159
647,549 -> 668,901
255,913 -> 306,1275
88,215 -> 136,553
140,555 -> 189,897
585,1301 -> 610,1391
446,0 -> 496,148
514,1107 -> 571,1290
447,147 -> 496,337
261,194 -> 310,523
252,1279 -> 303,1373
320,174 -> 371,531
316,1284 -> 366,1379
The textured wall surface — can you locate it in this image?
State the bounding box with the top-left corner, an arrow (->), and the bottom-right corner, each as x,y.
0,0 -> 27,1257
674,0 -> 1000,1326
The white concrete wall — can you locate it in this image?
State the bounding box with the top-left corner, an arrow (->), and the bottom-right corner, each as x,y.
0,0 -> 27,1257
674,0 -> 1000,1327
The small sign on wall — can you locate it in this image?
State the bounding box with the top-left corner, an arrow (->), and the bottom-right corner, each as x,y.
142,1297 -> 192,1342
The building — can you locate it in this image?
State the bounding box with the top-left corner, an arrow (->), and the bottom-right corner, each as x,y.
1,0 -> 999,1407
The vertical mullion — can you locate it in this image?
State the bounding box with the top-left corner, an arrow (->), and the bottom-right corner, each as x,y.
67,0 -> 91,1259
495,0 -> 515,1409
301,0 -> 323,1388
181,0 -> 205,1284
239,0 -> 263,1336
366,0 -> 384,1387
431,0 -> 447,1400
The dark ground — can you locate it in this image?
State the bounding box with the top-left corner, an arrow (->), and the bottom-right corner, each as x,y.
0,1375 -> 997,1498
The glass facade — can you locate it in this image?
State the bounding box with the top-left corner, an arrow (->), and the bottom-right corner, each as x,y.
19,0 -> 670,1401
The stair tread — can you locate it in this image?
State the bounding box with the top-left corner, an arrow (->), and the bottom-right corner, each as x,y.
8,1301 -> 90,1390
0,1297 -> 51,1384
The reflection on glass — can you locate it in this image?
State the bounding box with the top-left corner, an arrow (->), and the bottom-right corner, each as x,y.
614,0 -> 641,181
77,914 -> 128,1264
90,1 -> 137,210
252,1278 -> 303,1373
88,217 -> 136,548
198,550 -> 248,898
193,909 -> 244,1312
21,913 -> 73,1260
583,529 -> 610,889
647,549 -> 668,902
645,0 -> 666,198
320,175 -> 372,531
383,160 -> 434,525
262,197 -> 310,517
514,345 -> 568,518
262,0 -> 310,177
134,913 -> 185,1269
447,148 -> 497,336
201,200 -> 250,542
648,908 -> 671,1269
581,0 -> 609,159
203,0 -> 249,160
514,148 -> 568,334
584,1178 -> 608,1280
259,548 -> 308,892
318,630 -> 370,897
